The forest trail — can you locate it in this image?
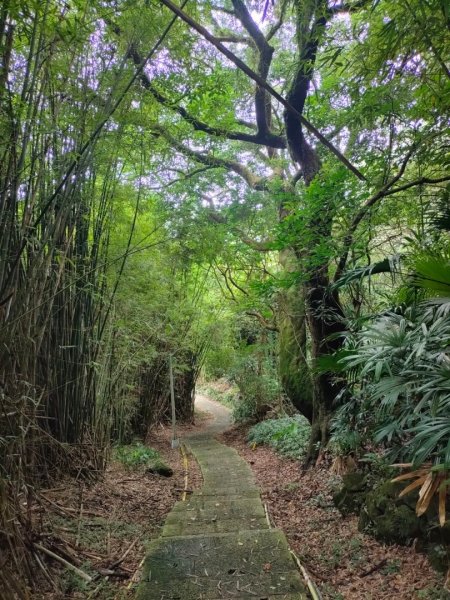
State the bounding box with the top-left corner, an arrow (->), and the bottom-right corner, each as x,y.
135,395 -> 307,599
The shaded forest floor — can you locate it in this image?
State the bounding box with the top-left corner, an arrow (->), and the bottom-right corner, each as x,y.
221,425 -> 445,600
29,416 -> 206,600
27,408 -> 446,599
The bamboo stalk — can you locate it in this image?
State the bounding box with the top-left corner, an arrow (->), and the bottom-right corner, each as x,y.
33,543 -> 93,583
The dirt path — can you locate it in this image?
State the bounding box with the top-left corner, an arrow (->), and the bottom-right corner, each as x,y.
135,395 -> 306,599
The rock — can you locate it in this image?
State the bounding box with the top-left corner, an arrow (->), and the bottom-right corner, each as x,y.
427,543 -> 450,573
333,471 -> 367,516
342,472 -> 366,492
147,463 -> 173,477
358,480 -> 426,544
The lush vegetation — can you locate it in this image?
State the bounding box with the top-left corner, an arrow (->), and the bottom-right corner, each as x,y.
248,415 -> 311,459
0,0 -> 449,593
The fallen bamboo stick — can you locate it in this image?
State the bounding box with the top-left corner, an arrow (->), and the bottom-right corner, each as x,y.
180,444 -> 189,501
34,543 -> 92,583
263,502 -> 272,529
126,556 -> 146,592
290,549 -> 322,600
108,536 -> 139,570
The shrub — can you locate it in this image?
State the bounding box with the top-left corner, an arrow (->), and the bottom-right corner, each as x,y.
247,415 -> 311,460
232,396 -> 259,423
332,253 -> 450,524
231,356 -> 282,423
198,380 -> 239,409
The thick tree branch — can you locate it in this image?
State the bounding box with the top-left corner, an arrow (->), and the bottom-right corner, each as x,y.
246,310 -> 279,332
154,125 -> 267,190
158,0 -> 366,181
108,23 -> 286,149
127,44 -> 285,149
284,0 -> 329,183
148,166 -> 214,190
232,0 -> 274,136
215,35 -> 252,44
380,175 -> 450,197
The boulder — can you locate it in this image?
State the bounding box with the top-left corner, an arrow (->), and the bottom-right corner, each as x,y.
333,472 -> 368,516
147,462 -> 174,477
358,480 -> 426,544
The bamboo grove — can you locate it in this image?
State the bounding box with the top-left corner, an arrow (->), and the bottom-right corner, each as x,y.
0,3 -> 206,591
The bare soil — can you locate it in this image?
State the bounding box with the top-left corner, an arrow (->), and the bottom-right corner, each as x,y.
221,425 -> 445,600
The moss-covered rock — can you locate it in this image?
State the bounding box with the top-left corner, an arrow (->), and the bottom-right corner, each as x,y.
343,472 -> 367,492
333,472 -> 450,574
333,472 -> 368,516
358,480 -> 426,544
427,543 -> 450,573
147,462 -> 173,477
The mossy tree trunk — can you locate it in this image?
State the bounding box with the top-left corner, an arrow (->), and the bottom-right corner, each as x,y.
302,255 -> 346,462
278,250 -> 313,420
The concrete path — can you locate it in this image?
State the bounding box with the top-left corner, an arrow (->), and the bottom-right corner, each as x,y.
136,396 -> 306,599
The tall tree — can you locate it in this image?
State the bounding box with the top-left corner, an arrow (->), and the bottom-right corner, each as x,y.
110,0 -> 449,457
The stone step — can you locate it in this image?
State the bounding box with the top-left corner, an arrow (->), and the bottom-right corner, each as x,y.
203,475 -> 254,482
172,497 -> 265,511
201,479 -> 256,488
191,489 -> 261,499
199,486 -> 261,496
135,423 -> 306,600
136,529 -> 306,600
201,472 -> 255,480
162,515 -> 269,536
170,497 -> 266,519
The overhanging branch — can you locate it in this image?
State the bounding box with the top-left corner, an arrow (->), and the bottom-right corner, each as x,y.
232,0 -> 274,137
246,310 -> 279,332
158,0 -> 367,182
207,211 -> 274,251
154,125 -> 268,190
124,42 -> 285,149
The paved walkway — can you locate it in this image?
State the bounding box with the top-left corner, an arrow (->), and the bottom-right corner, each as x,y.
136,396 -> 306,599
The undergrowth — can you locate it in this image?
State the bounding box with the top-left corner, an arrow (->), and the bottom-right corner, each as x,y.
199,382 -> 238,409
247,415 -> 311,460
113,442 -> 162,470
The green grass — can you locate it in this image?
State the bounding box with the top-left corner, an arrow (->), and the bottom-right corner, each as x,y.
247,415 -> 311,460
113,442 -> 162,470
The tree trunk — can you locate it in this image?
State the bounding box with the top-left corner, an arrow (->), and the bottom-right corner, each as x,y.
278,249 -> 313,420
304,266 -> 345,462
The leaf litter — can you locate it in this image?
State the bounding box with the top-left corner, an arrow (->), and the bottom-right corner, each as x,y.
221,425 -> 445,600
29,417 -> 205,599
